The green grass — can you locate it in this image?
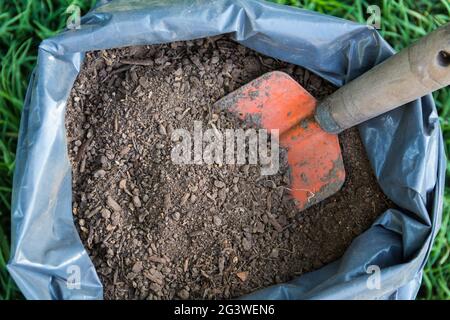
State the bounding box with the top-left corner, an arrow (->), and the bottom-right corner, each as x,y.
0,0 -> 448,300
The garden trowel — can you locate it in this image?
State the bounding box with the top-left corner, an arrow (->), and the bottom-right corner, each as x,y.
214,24 -> 450,211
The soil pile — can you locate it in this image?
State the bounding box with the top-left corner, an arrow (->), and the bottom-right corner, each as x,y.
66,36 -> 393,299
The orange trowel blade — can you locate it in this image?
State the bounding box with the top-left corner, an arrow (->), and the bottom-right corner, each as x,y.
214,71 -> 345,211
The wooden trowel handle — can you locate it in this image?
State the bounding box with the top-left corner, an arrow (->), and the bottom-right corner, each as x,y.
315,23 -> 450,134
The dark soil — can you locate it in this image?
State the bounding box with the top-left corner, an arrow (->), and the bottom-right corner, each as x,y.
66,35 -> 393,300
